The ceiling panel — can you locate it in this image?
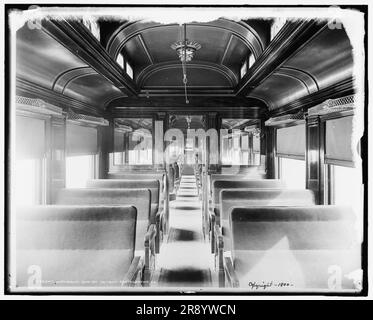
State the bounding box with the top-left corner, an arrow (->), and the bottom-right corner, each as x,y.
250,73 -> 309,110
185,25 -> 231,64
284,26 -> 353,90
249,26 -> 354,111
222,35 -> 251,73
140,25 -> 184,63
142,64 -> 234,88
122,35 -> 153,67
16,24 -> 87,89
63,74 -> 125,108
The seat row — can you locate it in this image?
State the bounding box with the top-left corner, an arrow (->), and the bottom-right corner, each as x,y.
15,171 -> 170,290
204,168 -> 361,291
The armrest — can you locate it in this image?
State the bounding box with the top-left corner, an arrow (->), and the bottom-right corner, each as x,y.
156,209 -> 163,226
155,210 -> 164,253
209,210 -> 216,253
214,224 -> 223,248
143,224 -> 157,286
145,223 -> 157,248
224,257 -> 240,288
214,225 -> 225,287
121,255 -> 142,287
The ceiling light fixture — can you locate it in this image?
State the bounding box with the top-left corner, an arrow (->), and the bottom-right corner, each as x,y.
171,24 -> 201,104
186,115 -> 192,129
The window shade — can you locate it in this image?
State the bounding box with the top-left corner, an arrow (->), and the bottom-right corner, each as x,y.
325,116 -> 354,164
16,115 -> 46,159
276,124 -> 305,158
241,135 -> 249,150
253,135 -> 260,153
114,130 -> 125,152
66,123 -> 98,156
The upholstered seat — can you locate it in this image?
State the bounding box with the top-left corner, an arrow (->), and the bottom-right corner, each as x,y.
225,206 -> 361,291
86,179 -> 160,223
212,179 -> 286,208
54,188 -> 151,252
218,189 -> 316,252
16,205 -> 139,288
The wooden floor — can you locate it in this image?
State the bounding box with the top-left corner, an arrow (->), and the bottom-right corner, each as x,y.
156,175 -> 216,289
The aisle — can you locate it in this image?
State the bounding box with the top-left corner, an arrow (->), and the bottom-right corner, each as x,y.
156,175 -> 215,288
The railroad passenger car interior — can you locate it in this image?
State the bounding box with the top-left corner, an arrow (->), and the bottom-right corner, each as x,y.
6,5 -> 366,294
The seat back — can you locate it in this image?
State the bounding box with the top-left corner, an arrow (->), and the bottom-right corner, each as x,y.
87,179 -> 159,204
212,179 -> 286,205
16,205 -> 137,288
209,173 -> 266,192
55,188 -> 151,251
108,173 -> 165,195
220,189 -> 316,251
86,179 -> 160,222
108,172 -> 164,184
218,165 -> 265,175
230,206 -> 361,290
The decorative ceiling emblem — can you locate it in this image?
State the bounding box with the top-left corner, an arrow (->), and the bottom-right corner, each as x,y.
171,39 -> 202,62
171,24 -> 201,104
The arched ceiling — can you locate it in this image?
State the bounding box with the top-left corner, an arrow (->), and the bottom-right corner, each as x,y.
15,14 -> 354,118
106,19 -> 266,89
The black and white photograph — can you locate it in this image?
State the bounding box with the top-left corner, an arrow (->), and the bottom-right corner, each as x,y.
1,1 -> 371,302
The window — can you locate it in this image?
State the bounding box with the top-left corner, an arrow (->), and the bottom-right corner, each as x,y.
65,123 -> 98,187
128,130 -> 152,164
327,164 -> 363,238
330,165 -> 363,209
240,60 -> 247,79
14,114 -> 47,205
248,53 -> 255,68
111,118 -> 153,166
184,137 -> 194,165
66,155 -> 95,188
113,152 -> 124,165
221,130 -> 249,165
279,157 -> 306,189
14,158 -> 45,205
252,133 -> 261,165
116,53 -> 124,69
126,61 -> 133,79
241,134 -> 249,164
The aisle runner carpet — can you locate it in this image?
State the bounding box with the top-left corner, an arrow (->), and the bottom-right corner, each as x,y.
157,175 -> 213,287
